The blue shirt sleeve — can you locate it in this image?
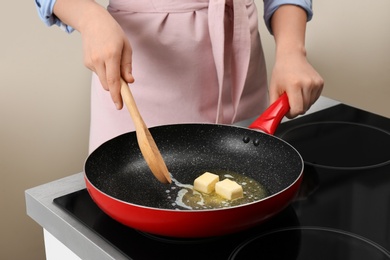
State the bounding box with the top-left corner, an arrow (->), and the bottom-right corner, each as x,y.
263,0 -> 313,34
34,0 -> 74,33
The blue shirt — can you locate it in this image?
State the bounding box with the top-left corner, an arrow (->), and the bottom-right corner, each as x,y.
34,0 -> 313,34
263,0 -> 313,33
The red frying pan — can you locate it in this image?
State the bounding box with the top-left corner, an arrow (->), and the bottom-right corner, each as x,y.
84,94 -> 303,237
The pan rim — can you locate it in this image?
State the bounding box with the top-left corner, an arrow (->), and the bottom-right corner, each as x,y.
84,166 -> 304,213
84,122 -> 304,213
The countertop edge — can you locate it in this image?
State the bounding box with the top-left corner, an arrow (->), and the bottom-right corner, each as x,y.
25,173 -> 128,260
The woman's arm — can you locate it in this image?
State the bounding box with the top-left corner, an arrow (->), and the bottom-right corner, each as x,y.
52,0 -> 134,109
269,5 -> 324,118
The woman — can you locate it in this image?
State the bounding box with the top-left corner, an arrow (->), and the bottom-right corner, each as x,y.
35,0 -> 324,152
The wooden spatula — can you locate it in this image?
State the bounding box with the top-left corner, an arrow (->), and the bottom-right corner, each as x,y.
120,78 -> 171,184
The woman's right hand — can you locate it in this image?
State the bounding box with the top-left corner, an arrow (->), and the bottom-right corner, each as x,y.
54,0 -> 134,109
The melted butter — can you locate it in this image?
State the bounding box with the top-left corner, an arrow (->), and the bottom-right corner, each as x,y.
169,171 -> 269,210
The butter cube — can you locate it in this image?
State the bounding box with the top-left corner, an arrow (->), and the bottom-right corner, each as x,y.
215,179 -> 243,200
193,172 -> 219,194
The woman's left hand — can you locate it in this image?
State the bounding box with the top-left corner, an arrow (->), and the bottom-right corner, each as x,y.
269,50 -> 324,118
269,5 -> 324,119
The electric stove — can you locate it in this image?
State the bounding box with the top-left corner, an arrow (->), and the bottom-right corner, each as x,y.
54,103 -> 390,259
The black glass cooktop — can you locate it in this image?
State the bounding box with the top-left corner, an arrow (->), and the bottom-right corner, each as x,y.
54,103 -> 390,259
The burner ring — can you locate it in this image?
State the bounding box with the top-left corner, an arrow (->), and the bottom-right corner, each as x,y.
229,226 -> 390,260
280,121 -> 390,170
135,230 -> 220,244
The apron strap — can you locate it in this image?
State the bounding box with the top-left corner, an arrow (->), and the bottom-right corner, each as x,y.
208,0 -> 251,123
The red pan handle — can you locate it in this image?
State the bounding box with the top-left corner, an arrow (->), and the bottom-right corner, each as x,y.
248,93 -> 290,135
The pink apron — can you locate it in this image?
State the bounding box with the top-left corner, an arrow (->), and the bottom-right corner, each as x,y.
89,0 -> 268,152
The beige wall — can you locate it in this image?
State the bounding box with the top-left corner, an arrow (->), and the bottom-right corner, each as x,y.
1,2 -> 90,259
1,1 -> 389,259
